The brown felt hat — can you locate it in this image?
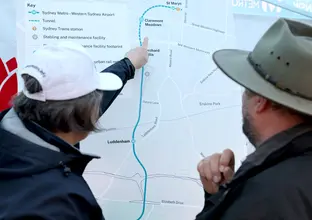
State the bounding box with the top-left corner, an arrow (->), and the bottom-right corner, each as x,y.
213,18 -> 312,115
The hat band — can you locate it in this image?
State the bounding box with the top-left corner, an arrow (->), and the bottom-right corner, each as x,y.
247,53 -> 312,101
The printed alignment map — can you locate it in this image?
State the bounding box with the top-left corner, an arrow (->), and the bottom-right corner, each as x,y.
19,0 -> 247,219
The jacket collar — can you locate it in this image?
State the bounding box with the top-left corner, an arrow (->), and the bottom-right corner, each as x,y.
229,123 -> 312,186
245,123 -> 312,166
1,108 -> 60,152
0,108 -> 99,164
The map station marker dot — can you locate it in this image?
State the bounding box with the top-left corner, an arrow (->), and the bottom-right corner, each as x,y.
144,71 -> 150,77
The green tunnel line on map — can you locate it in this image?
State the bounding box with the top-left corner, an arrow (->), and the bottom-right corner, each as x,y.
131,4 -> 180,220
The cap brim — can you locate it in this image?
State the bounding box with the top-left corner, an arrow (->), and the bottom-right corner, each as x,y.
97,72 -> 123,91
213,49 -> 312,116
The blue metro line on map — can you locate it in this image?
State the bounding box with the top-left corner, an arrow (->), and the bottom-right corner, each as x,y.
28,10 -> 40,15
132,4 -> 181,220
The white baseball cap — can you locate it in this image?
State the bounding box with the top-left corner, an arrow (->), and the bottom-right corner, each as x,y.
21,41 -> 123,101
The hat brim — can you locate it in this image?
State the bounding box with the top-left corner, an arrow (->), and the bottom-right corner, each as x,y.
213,49 -> 312,116
97,72 -> 123,91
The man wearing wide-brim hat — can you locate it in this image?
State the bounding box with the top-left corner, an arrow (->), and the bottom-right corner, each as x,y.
196,18 -> 312,219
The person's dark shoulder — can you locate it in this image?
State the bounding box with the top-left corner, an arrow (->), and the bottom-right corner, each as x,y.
249,153 -> 312,191
3,168 -> 104,220
43,168 -> 104,219
220,155 -> 312,220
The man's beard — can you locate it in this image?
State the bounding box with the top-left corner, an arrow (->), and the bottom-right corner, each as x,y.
242,113 -> 258,147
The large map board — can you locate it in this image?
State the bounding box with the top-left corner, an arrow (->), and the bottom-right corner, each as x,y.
17,0 -> 252,219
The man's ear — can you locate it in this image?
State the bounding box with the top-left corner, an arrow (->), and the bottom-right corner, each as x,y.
254,96 -> 269,113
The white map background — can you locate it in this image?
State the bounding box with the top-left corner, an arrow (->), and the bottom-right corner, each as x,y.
82,0 -> 246,219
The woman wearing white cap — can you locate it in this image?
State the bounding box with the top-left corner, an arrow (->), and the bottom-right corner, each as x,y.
0,38 -> 148,219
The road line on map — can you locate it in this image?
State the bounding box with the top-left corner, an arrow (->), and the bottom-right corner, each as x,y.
93,105 -> 240,134
145,205 -> 155,220
99,198 -> 202,209
168,76 -> 201,159
98,148 -> 134,199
